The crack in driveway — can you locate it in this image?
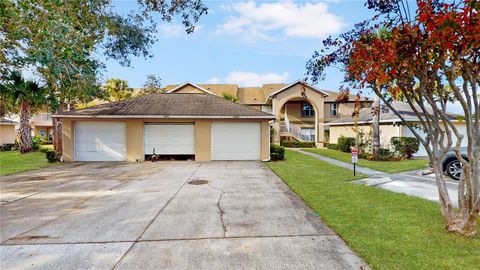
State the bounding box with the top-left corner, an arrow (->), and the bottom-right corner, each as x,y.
110,164 -> 202,270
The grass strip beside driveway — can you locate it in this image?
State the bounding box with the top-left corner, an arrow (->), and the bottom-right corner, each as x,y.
0,150 -> 57,176
304,148 -> 429,173
267,150 -> 479,270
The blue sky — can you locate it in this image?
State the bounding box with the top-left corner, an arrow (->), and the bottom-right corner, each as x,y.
105,0 -> 377,90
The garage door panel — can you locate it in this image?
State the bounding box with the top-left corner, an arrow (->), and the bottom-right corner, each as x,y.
211,122 -> 261,160
75,122 -> 126,161
144,124 -> 195,155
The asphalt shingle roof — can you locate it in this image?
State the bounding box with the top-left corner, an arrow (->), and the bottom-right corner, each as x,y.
325,100 -> 461,125
54,93 -> 275,119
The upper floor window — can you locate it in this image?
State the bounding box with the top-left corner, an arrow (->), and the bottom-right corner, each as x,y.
301,103 -> 315,117
330,103 -> 338,116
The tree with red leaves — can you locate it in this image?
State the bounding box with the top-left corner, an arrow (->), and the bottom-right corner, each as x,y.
307,0 -> 479,236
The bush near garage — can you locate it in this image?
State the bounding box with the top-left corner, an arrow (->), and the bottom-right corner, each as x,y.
280,141 -> 316,148
270,144 -> 285,161
337,136 -> 355,152
0,143 -> 19,151
326,143 -> 339,150
45,150 -> 60,163
390,137 -> 420,159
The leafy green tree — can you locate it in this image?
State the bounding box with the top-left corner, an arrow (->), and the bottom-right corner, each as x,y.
104,79 -> 133,102
2,71 -> 45,153
222,93 -> 239,103
0,0 -> 208,152
141,74 -> 164,95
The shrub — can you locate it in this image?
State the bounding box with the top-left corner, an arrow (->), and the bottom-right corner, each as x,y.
337,136 -> 355,152
280,141 -> 316,148
327,143 -> 339,150
0,143 -> 17,151
32,136 -> 42,151
390,137 -> 420,159
270,144 -> 285,161
45,150 -> 59,163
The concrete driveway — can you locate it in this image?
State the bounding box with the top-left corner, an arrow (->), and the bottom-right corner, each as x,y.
1,161 -> 367,270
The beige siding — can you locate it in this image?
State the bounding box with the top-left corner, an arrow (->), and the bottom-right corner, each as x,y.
0,125 -> 16,145
172,85 -> 206,93
61,118 -> 270,162
324,102 -> 368,122
329,124 -> 400,148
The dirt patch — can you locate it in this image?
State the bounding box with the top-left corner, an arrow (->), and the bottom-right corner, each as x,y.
188,179 -> 209,185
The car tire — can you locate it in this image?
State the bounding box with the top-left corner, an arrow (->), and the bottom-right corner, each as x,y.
446,160 -> 462,180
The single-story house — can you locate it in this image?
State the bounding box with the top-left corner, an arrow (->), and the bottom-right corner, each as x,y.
53,93 -> 275,162
325,101 -> 467,156
0,118 -> 17,145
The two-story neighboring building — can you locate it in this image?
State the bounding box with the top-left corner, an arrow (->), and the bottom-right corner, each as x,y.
165,81 -> 371,146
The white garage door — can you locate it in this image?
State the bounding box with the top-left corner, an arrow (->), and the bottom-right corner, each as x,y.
211,122 -> 261,160
144,123 -> 195,155
75,122 -> 126,161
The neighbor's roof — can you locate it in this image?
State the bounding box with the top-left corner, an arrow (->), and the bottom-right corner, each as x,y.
53,93 -> 275,119
325,100 -> 462,126
164,81 -> 370,105
0,118 -> 17,125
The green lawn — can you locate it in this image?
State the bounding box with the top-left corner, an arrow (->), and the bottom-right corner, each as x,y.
0,148 -> 58,176
304,148 -> 429,173
267,150 -> 479,270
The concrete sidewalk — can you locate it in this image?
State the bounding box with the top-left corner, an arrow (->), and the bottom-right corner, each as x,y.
292,149 -> 388,177
294,149 -> 459,207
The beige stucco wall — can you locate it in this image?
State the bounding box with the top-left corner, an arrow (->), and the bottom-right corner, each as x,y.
329,123 -> 401,148
324,102 -> 360,122
0,125 -> 16,145
271,83 -> 326,145
61,118 -> 270,162
62,119 -> 74,162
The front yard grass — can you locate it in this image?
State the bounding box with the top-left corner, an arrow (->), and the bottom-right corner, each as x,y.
0,148 -> 57,176
304,148 -> 429,173
267,150 -> 479,270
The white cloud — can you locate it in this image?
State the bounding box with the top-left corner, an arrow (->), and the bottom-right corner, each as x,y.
217,1 -> 344,42
207,77 -> 221,84
158,24 -> 203,38
209,71 -> 289,86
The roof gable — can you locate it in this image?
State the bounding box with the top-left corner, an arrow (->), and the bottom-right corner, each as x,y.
167,82 -> 214,94
268,80 -> 330,98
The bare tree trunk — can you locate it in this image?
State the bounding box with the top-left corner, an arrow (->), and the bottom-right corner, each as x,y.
53,104 -> 64,154
19,102 -> 32,153
371,94 -> 381,159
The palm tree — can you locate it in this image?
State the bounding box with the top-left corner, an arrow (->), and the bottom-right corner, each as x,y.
4,71 -> 45,153
104,79 -> 133,101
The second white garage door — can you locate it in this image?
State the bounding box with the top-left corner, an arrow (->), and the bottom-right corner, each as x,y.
144,123 -> 195,155
211,122 -> 261,160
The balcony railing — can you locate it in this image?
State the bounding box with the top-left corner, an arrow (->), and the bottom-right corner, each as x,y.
280,121 -> 315,142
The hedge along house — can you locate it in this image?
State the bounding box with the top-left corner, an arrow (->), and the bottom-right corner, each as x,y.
53,93 -> 275,162
325,100 -> 467,157
165,81 -> 372,146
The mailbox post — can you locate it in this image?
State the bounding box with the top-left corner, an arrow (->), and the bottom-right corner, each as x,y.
351,149 -> 358,176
